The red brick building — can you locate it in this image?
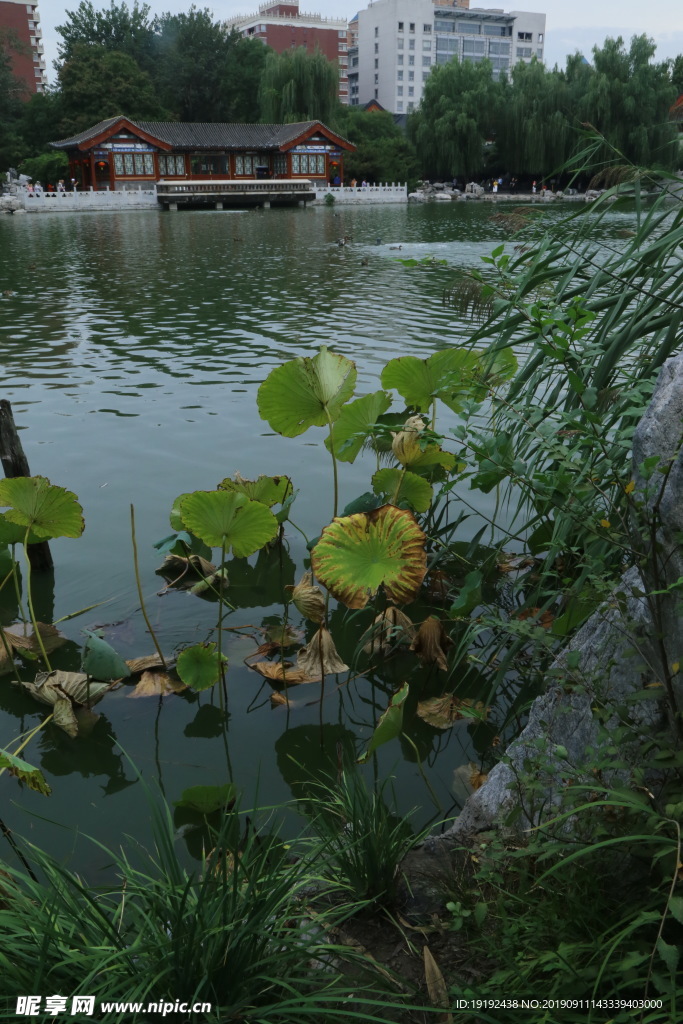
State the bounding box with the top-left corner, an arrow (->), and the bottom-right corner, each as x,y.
0,0 -> 47,96
226,1 -> 349,104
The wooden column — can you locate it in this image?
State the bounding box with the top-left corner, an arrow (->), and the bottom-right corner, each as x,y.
0,400 -> 53,570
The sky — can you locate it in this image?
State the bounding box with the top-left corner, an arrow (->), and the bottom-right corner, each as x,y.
38,0 -> 683,85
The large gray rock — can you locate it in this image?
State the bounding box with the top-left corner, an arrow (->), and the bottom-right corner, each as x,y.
632,352 -> 683,709
426,353 -> 683,850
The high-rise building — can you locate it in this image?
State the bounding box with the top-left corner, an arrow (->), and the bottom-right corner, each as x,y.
348,1 -> 546,114
226,1 -> 350,104
0,0 -> 47,96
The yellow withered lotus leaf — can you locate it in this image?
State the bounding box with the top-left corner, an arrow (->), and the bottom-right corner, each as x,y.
362,606 -> 416,655
297,626 -> 349,677
288,572 -> 326,624
3,622 -> 65,656
249,661 -> 320,685
417,694 -> 487,729
127,671 -> 188,698
312,504 -> 427,610
410,616 -> 451,671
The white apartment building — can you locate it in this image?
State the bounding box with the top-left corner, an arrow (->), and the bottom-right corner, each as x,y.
348,1 -> 546,114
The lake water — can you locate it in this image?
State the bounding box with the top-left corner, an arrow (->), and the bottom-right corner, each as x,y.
0,200 -> 632,870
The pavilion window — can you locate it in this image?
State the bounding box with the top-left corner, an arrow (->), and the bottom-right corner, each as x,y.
235,155 -> 255,175
123,153 -> 134,175
113,154 -> 124,175
291,153 -> 325,175
158,154 -> 185,175
274,153 -> 287,175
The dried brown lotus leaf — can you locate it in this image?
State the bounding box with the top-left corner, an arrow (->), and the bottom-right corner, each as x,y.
4,622 -> 65,655
469,762 -> 488,791
128,670 -> 188,698
249,661 -> 320,685
452,760 -> 489,801
297,627 -> 349,677
417,694 -> 487,729
0,638 -> 14,676
362,606 -> 416,655
410,616 -> 451,671
270,691 -> 290,707
53,697 -> 78,739
26,670 -> 110,707
125,654 -> 173,674
156,553 -> 217,587
289,572 -> 325,624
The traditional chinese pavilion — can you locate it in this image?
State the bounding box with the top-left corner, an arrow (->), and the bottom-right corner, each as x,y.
50,116 -> 354,192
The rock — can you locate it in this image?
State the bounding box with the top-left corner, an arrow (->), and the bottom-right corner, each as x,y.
426,354 -> 683,851
434,192 -> 451,201
12,208 -> 26,215
408,192 -> 426,202
632,352 -> 683,708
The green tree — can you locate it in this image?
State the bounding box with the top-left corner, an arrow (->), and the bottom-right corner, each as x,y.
220,33 -> 269,122
496,59 -> 573,175
410,58 -> 502,180
56,1 -> 156,71
259,46 -> 338,124
577,35 -> 678,169
332,107 -> 418,184
18,90 -> 65,156
0,31 -> 26,168
152,6 -> 232,121
671,54 -> 683,95
58,44 -> 167,134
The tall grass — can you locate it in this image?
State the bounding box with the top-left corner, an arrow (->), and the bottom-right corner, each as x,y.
0,797 -> 428,1023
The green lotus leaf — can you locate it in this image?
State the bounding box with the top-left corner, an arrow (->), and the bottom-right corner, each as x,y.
82,630 -> 131,681
357,683 -> 409,764
0,513 -> 42,546
178,490 -> 278,556
381,349 -> 481,414
397,441 -> 458,477
311,504 -> 427,609
176,642 -> 227,691
325,390 -> 392,463
257,346 -> 357,436
0,747 -> 51,795
218,474 -> 293,508
174,783 -> 238,814
169,493 -> 193,532
372,468 -> 433,513
0,476 -> 84,540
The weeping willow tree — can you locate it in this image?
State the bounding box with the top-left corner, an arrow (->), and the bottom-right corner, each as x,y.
410,57 -> 502,180
258,46 -> 339,124
496,59 -> 574,175
575,35 -> 679,170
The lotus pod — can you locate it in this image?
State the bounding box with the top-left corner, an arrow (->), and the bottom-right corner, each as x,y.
391,415 -> 426,466
296,627 -> 349,678
289,572 -> 326,624
410,616 -> 451,671
363,606 -> 416,655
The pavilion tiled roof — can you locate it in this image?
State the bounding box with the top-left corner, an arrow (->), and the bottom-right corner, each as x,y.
50,118 -> 353,151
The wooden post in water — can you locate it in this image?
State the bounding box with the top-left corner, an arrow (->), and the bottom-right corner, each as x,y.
0,399 -> 53,570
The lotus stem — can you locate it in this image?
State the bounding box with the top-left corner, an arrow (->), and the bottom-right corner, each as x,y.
130,505 -> 167,671
22,535 -> 51,672
325,409 -> 339,519
217,538 -> 227,694
10,545 -> 27,625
